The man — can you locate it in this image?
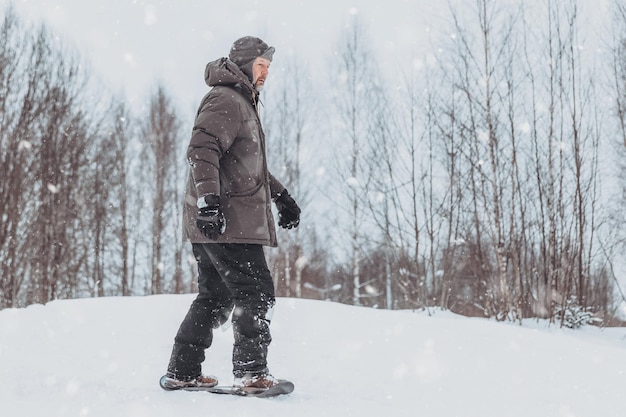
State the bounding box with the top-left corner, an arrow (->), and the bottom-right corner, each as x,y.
160,36 -> 300,393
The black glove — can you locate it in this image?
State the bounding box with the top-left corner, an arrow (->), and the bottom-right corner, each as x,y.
274,189 -> 300,229
196,194 -> 225,240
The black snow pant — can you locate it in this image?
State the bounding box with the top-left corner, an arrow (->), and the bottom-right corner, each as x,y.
167,243 -> 275,380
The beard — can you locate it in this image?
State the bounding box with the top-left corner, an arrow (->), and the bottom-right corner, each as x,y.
254,78 -> 265,92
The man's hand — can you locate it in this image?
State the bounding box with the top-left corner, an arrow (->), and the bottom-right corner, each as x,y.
196,194 -> 226,240
274,189 -> 300,229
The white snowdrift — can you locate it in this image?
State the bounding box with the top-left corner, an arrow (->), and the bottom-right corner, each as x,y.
1,295 -> 625,417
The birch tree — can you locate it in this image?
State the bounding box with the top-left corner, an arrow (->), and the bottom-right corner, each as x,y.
142,85 -> 183,295
330,15 -> 380,306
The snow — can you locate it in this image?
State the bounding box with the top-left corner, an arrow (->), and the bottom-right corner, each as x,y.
1,295 -> 625,417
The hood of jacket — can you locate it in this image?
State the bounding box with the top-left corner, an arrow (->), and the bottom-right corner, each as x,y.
204,58 -> 258,104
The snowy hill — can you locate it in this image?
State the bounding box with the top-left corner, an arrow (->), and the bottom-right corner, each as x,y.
1,295 -> 625,417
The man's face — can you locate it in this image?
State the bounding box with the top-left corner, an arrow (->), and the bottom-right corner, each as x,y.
252,57 -> 271,91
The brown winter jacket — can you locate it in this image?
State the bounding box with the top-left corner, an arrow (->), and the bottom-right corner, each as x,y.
183,57 -> 284,246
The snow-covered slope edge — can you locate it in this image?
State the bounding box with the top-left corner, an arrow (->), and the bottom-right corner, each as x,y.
1,295 -> 624,417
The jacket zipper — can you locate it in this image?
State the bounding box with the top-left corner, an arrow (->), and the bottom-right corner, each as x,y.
252,94 -> 277,246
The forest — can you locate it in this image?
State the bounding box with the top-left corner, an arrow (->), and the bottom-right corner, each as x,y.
1,1 -> 626,326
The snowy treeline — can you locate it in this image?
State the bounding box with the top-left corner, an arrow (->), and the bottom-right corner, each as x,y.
0,6 -> 189,305
1,1 -> 625,324
265,1 -> 626,323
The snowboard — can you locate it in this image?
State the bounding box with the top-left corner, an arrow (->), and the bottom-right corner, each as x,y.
159,375 -> 294,398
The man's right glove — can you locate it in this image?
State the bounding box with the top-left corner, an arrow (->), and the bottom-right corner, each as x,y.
196,194 -> 226,240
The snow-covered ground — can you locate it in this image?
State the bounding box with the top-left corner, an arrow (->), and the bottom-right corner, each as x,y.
1,295 -> 625,417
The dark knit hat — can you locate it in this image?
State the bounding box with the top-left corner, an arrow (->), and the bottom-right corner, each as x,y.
229,36 -> 275,81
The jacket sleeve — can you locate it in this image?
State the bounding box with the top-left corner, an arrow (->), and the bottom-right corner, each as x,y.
187,89 -> 241,198
268,172 -> 286,200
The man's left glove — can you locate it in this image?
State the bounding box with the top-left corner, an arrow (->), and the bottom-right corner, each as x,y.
274,189 -> 301,229
196,194 -> 226,240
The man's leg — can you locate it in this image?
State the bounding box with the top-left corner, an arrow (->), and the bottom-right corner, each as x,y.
166,243 -> 234,379
203,243 -> 276,379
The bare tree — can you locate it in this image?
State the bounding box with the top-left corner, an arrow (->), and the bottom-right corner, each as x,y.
0,10 -> 109,306
599,0 -> 626,317
329,15 -> 381,306
439,0 -> 520,318
142,85 -> 183,295
109,101 -> 134,296
425,0 -> 611,320
0,8 -> 32,307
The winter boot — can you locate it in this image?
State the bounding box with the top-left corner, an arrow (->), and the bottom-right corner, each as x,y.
159,374 -> 218,391
234,373 -> 280,390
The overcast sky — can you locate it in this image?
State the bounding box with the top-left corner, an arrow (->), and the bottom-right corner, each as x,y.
1,0 -> 614,110
1,0 -> 453,109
